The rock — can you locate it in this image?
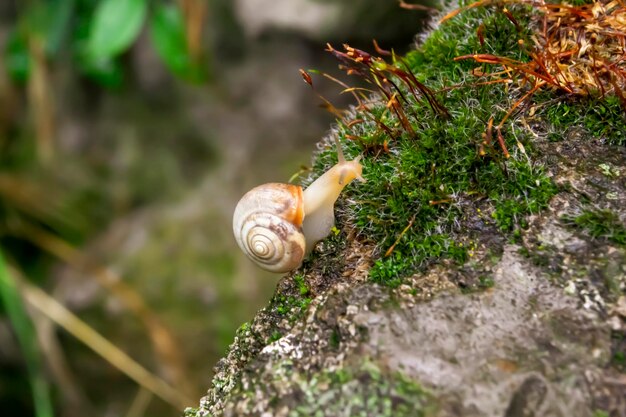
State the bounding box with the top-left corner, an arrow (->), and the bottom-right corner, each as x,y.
189,243 -> 622,416
186,62 -> 626,417
187,2 -> 626,416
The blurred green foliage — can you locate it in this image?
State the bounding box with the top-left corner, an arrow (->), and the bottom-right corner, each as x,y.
150,4 -> 206,82
0,1 -> 215,415
0,252 -> 54,417
87,0 -> 147,59
4,0 -> 209,87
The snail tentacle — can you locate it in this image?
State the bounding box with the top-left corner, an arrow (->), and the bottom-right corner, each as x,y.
232,138 -> 364,273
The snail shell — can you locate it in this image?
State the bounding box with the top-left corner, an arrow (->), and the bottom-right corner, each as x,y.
232,183 -> 306,273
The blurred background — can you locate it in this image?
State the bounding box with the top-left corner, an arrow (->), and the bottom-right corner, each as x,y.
0,0 -> 431,416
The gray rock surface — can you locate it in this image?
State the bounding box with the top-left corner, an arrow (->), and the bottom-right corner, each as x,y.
187,134 -> 626,417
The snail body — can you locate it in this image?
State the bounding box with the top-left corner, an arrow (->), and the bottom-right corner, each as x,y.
232,139 -> 364,273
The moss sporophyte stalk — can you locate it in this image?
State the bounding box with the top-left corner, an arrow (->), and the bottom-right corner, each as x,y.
303,0 -> 623,286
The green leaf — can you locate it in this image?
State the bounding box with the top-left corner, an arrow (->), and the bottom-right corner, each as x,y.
86,0 -> 147,60
18,0 -> 75,58
42,0 -> 76,56
149,4 -> 207,82
0,251 -> 54,417
4,29 -> 30,83
78,56 -> 124,88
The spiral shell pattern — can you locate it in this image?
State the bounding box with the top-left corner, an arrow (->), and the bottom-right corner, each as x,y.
233,183 -> 306,273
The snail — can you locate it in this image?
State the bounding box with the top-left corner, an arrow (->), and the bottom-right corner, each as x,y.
232,137 -> 364,273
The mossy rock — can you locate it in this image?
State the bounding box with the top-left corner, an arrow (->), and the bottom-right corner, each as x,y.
188,1 -> 626,416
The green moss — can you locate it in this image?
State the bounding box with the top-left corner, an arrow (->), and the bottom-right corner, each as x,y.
236,321 -> 250,334
217,358 -> 436,416
611,331 -> 626,372
271,293 -> 312,321
409,2 -> 532,77
370,256 -> 411,288
568,0 -> 596,5
563,209 -> 626,247
268,331 -> 282,343
183,407 -> 199,417
312,4 -> 558,286
540,94 -> 625,146
490,167 -> 558,231
479,276 -> 495,289
287,362 -> 437,417
293,273 -> 309,296
329,328 -> 341,349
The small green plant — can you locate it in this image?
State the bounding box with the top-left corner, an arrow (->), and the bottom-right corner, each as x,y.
267,331 -> 282,343
562,209 -> 626,247
479,276 -> 495,289
273,294 -> 312,321
183,407 -> 200,417
293,274 -> 310,296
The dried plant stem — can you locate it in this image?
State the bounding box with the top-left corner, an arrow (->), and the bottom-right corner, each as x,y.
28,39 -> 55,162
10,221 -> 195,401
15,273 -> 192,410
385,214 -> 417,257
